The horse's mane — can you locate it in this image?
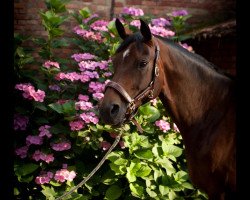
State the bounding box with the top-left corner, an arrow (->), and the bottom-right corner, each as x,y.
155,36 -> 235,80
115,33 -> 234,80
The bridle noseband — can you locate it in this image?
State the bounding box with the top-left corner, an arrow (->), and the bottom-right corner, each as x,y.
105,39 -> 160,123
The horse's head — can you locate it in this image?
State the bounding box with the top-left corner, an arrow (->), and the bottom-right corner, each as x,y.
99,19 -> 163,126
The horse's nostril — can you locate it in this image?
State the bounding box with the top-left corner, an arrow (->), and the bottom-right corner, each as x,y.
110,104 -> 120,117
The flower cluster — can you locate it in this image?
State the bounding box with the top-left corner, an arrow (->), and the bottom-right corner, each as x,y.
15,83 -> 45,102
54,168 -> 76,183
43,60 -> 60,69
32,150 -> 54,163
51,141 -> 71,151
155,119 -> 171,133
122,7 -> 144,16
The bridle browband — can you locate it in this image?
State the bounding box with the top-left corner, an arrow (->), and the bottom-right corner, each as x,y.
105,38 -> 160,123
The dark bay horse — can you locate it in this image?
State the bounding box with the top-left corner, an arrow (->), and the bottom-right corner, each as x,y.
99,19 -> 236,200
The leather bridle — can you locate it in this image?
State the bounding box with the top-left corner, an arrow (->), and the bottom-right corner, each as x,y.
105,39 -> 160,123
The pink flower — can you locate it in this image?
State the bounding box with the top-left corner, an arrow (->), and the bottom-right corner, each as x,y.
35,171 -> 53,185
92,92 -> 104,101
32,150 -> 54,163
90,20 -> 109,31
75,101 -> 93,111
69,120 -> 85,131
26,135 -> 43,145
179,42 -> 193,52
149,25 -> 175,38
80,112 -> 99,124
15,145 -> 29,158
39,125 -> 52,138
151,18 -> 171,27
15,83 -> 46,102
88,81 -> 105,93
100,141 -> 111,151
51,141 -> 71,151
155,120 -> 171,133
122,7 -> 144,16
71,53 -> 96,62
43,60 -> 60,69
103,72 -> 112,77
54,169 -> 76,183
14,114 -> 29,131
78,94 -> 89,101
130,20 -> 141,28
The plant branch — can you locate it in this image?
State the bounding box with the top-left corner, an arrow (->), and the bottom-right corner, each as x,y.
55,132 -> 122,200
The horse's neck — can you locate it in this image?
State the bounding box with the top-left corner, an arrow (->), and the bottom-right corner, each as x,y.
157,39 -> 234,135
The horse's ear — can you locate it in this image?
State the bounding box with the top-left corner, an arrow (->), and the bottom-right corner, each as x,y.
140,19 -> 152,42
115,18 -> 128,40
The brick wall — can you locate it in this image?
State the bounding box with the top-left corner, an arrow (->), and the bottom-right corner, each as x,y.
14,0 -> 236,73
14,0 -> 235,37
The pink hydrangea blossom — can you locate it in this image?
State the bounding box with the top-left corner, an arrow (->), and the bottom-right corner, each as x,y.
103,72 -> 112,77
122,7 -> 144,16
149,25 -> 175,38
150,98 -> 158,106
78,94 -> 89,101
15,145 -> 29,158
75,101 -> 93,111
172,9 -> 188,17
92,92 -> 104,101
90,20 -> 109,31
130,20 -> 141,28
51,141 -> 71,151
88,81 -> 105,93
39,125 -> 52,138
15,83 -> 46,102
54,169 -> 76,183
151,18 -> 171,27
100,141 -> 111,151
26,135 -> 43,145
80,112 -> 99,124
69,120 -> 85,131
71,53 -> 96,62
73,26 -> 103,43
14,114 -> 29,131
155,120 -> 171,133
32,150 -> 54,163
43,60 -> 60,69
35,171 -> 53,185
78,60 -> 108,71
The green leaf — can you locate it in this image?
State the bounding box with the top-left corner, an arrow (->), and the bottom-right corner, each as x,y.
126,170 -> 136,182
162,142 -> 183,158
182,182 -> 194,189
134,149 -> 153,160
159,185 -> 169,196
146,188 -> 157,198
49,180 -> 61,186
114,158 -> 128,166
139,104 -> 160,122
101,170 -> 118,185
174,171 -> 188,183
61,100 -> 76,115
34,103 -> 47,111
79,7 -> 91,19
105,185 -> 122,200
41,186 -> 57,200
48,103 -> 63,113
107,151 -> 125,162
15,163 -> 39,176
129,183 -> 144,198
136,165 -> 151,177
109,163 -> 126,175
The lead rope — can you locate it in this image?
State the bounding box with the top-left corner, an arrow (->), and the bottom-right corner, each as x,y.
55,132 -> 122,200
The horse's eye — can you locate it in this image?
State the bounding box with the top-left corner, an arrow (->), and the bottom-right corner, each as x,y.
138,60 -> 148,68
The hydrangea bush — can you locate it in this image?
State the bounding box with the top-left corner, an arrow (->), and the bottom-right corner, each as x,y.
14,0 -> 206,199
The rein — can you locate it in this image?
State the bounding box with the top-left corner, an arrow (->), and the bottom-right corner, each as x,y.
105,39 -> 160,125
